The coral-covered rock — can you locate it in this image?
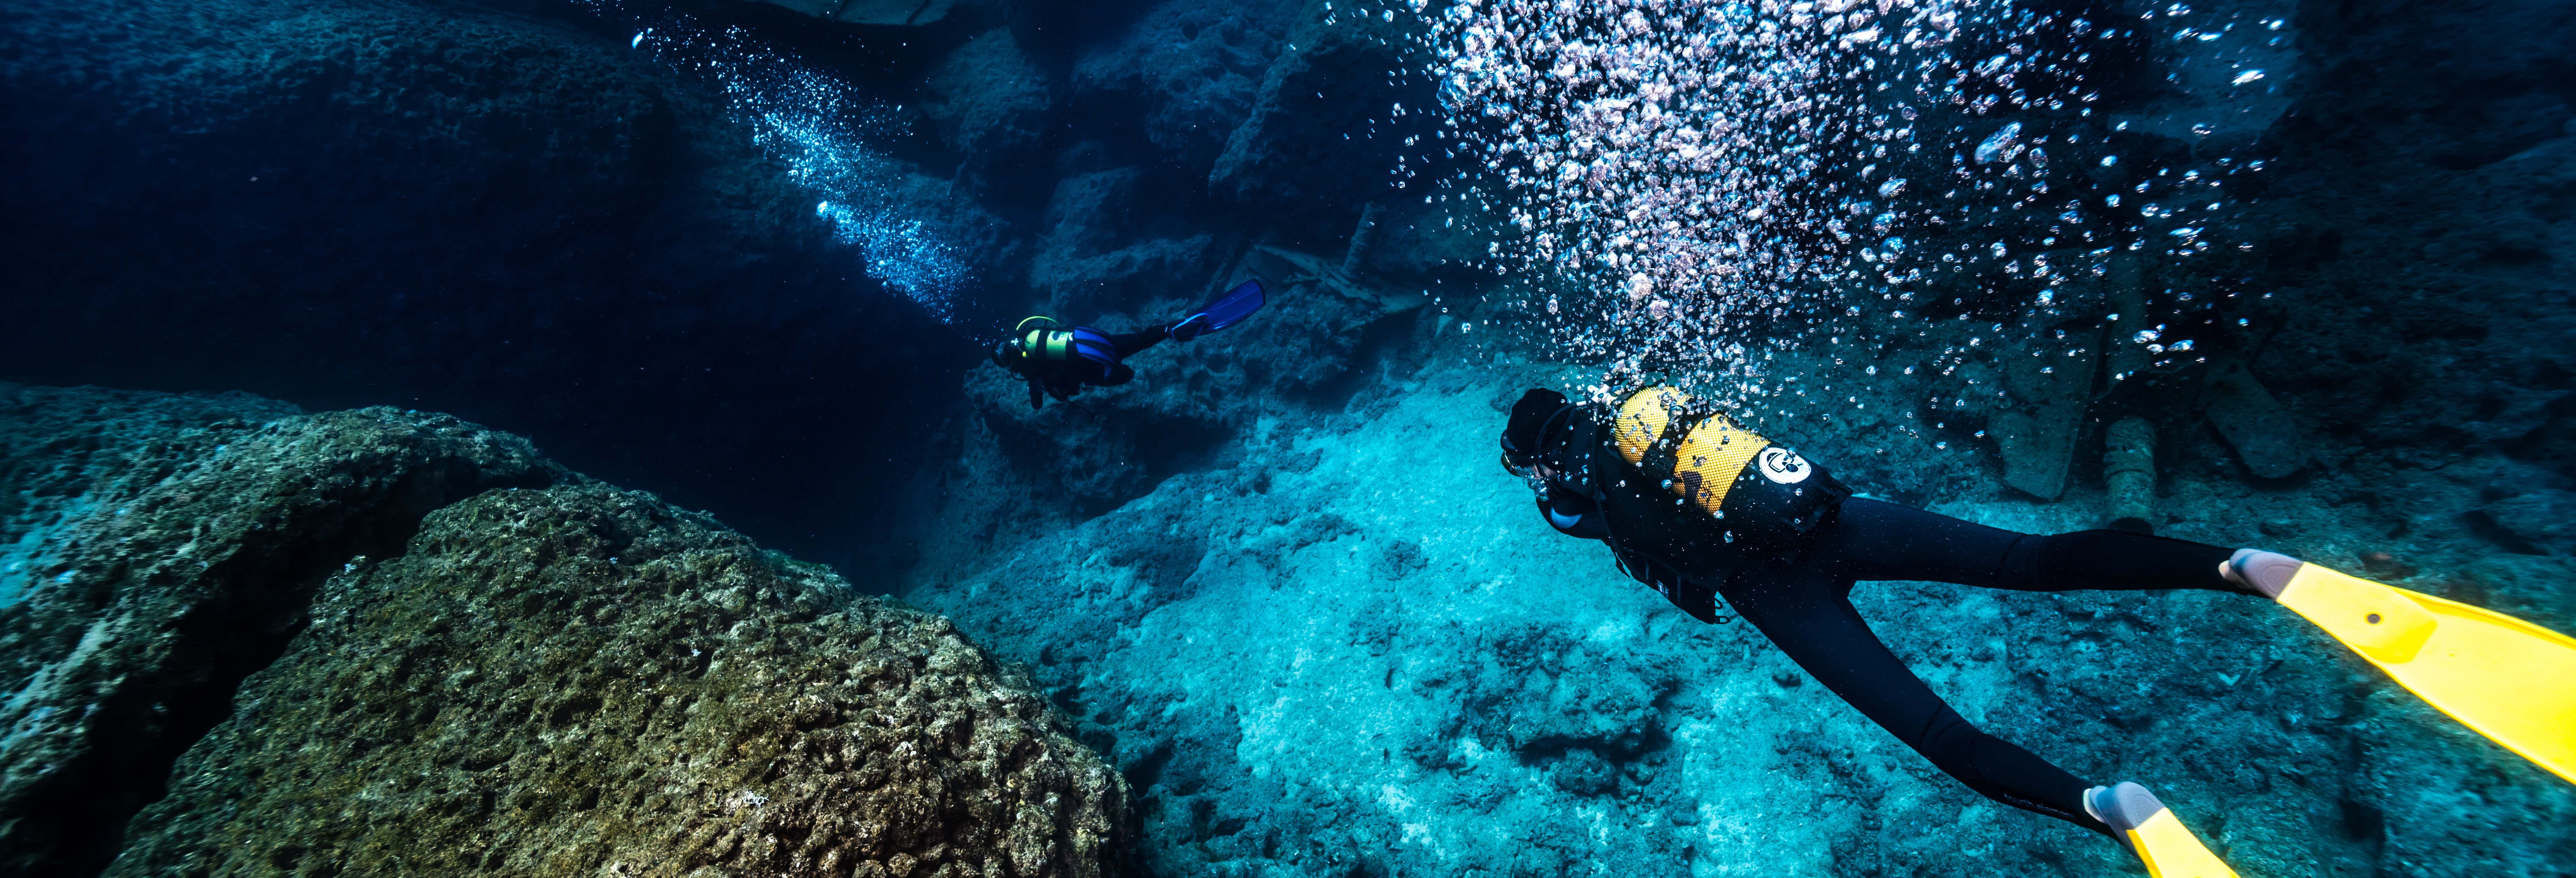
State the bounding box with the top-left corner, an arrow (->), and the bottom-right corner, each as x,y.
110,483 -> 1124,878
0,384 -> 302,600
0,385 -> 1124,877
0,393 -> 565,874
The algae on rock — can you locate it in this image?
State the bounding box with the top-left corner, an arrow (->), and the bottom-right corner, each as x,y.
0,392 -> 564,875
113,482 -> 1124,878
0,384 -> 1126,878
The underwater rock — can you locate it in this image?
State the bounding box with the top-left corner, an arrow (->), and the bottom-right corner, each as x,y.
1345,200 -> 1490,285
1031,235 -> 1217,318
926,28 -> 1055,166
1209,12 -> 1422,218
2202,360 -> 2308,479
0,393 -> 564,874
1023,168 -> 1226,317
111,482 -> 1124,878
2231,0 -> 2576,494
2104,417 -> 2158,533
759,0 -> 974,26
0,385 -> 1124,877
1071,0 -> 1297,176
1037,169 -> 1149,259
964,360 -> 1232,513
2470,492 -> 2569,556
2108,0 -> 2298,150
1989,330 -> 2099,500
0,383 -> 302,603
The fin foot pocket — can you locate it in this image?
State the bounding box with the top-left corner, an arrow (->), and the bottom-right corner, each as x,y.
2088,783 -> 2241,878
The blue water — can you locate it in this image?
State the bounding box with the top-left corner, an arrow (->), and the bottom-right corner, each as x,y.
2,0 -> 2571,874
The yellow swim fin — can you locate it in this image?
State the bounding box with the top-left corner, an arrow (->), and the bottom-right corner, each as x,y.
2087,783 -> 2240,878
2273,563 -> 2576,784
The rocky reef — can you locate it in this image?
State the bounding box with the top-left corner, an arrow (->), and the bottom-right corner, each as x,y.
0,384 -> 1121,877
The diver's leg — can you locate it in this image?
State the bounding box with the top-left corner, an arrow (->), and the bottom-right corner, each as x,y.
1809,498 -> 2245,595
1720,561 -> 2111,834
1107,328 -> 1169,358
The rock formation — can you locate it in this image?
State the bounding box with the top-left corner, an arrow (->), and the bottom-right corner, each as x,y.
0,385 -> 1123,877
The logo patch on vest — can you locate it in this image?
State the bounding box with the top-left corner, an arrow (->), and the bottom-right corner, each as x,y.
1757,447 -> 1812,484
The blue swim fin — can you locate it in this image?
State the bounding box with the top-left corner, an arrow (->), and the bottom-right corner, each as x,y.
1170,279 -> 1266,342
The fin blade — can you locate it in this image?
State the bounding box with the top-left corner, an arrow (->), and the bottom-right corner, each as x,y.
1192,279 -> 1267,332
2280,566 -> 2576,784
2127,809 -> 2241,878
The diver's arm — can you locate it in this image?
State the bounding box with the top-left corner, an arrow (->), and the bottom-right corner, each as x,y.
1027,379 -> 1045,410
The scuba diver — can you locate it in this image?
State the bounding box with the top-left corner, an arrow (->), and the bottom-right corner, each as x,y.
1502,385 -> 2576,877
989,279 -> 1266,410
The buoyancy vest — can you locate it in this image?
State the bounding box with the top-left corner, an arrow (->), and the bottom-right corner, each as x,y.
1537,386 -> 1851,604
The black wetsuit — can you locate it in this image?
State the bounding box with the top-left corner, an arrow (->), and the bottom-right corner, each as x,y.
1530,412 -> 2248,835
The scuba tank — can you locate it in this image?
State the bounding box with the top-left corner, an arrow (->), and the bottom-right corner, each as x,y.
1525,385 -> 1851,583
1604,385 -> 1849,552
992,316 -> 1119,378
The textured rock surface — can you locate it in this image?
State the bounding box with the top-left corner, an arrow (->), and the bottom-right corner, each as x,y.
0,383 -> 302,604
926,28 -> 1055,168
1070,0 -> 1297,178
112,482 -> 1123,878
0,385 -> 1123,877
1208,13 -> 1423,221
0,393 -> 564,875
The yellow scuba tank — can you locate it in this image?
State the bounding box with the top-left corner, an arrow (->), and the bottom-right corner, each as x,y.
1605,385 -> 1841,547
1006,316 -> 1070,364
1609,386 -> 1779,517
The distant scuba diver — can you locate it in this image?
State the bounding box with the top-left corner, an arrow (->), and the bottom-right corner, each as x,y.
989,279 -> 1267,410
1501,385 -> 2576,877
